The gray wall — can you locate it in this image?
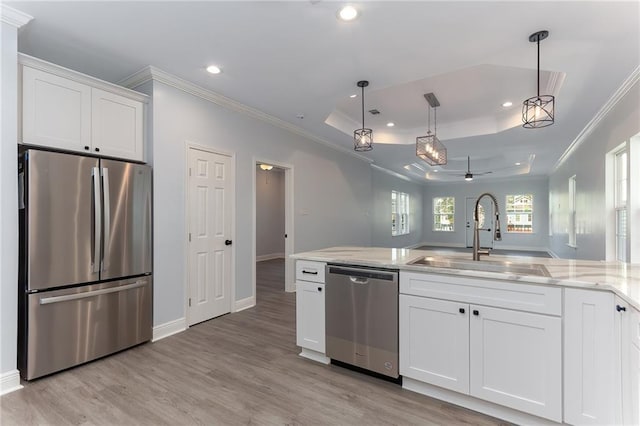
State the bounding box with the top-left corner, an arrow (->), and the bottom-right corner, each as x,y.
0,21 -> 20,378
422,177 -> 549,251
371,168 -> 424,248
256,167 -> 285,257
549,80 -> 640,260
143,80 -> 373,325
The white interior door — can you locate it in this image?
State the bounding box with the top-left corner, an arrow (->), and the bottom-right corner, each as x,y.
188,148 -> 233,326
465,197 -> 494,249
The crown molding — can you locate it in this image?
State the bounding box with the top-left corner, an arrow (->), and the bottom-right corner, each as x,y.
19,53 -> 149,103
553,65 -> 640,172
370,164 -> 419,183
118,66 -> 373,163
1,5 -> 33,28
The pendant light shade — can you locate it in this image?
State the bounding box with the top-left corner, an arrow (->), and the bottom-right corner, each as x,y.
354,80 -> 373,152
523,30 -> 555,128
416,93 -> 447,166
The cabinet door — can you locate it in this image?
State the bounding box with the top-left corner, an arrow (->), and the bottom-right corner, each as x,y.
22,66 -> 91,152
296,281 -> 325,353
622,303 -> 640,426
564,289 -> 618,426
91,88 -> 144,161
399,295 -> 469,394
470,305 -> 562,422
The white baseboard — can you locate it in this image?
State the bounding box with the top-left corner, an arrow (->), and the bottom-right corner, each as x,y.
299,348 -> 330,365
547,249 -> 561,258
417,242 -> 467,248
402,242 -> 425,249
0,370 -> 23,396
403,378 -> 560,425
152,317 -> 186,342
256,252 -> 284,262
234,296 -> 255,312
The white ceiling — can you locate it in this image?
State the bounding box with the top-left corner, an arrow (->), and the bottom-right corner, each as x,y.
8,1 -> 640,183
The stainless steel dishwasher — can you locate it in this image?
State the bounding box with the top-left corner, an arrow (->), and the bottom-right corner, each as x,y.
325,264 -> 399,378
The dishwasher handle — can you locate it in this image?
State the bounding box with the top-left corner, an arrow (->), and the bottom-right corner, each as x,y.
349,276 -> 369,285
328,266 -> 397,281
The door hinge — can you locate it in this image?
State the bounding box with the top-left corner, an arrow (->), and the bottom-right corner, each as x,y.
189,168 -> 192,176
189,298 -> 191,307
189,233 -> 191,242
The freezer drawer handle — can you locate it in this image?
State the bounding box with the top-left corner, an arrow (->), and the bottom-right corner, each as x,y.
39,280 -> 148,305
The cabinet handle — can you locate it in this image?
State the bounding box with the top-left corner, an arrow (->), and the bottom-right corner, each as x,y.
317,287 -> 322,292
84,146 -> 90,150
302,270 -> 318,275
473,310 -> 479,316
95,147 -> 100,152
459,308 -> 465,314
617,305 -> 627,312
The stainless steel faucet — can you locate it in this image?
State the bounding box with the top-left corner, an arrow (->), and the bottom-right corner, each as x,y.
473,192 -> 502,261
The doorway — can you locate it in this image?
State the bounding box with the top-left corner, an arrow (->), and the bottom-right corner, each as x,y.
186,145 -> 234,326
253,159 -> 294,305
465,197 -> 494,249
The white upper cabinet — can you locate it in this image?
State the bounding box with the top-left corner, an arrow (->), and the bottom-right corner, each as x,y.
91,88 -> 143,159
20,55 -> 147,162
22,66 -> 92,152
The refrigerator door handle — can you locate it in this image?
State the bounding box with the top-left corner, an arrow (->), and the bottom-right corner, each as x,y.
92,167 -> 102,273
39,280 -> 148,305
102,167 -> 110,272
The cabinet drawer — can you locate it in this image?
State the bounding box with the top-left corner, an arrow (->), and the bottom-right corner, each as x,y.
296,260 -> 326,283
400,271 -> 561,316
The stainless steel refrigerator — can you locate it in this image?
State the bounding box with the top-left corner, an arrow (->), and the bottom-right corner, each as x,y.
18,148 -> 153,380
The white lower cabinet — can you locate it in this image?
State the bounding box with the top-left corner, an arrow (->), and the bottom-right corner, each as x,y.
620,299 -> 640,426
564,289 -> 618,426
469,305 -> 562,422
399,295 -> 469,394
295,281 -> 325,353
399,272 -> 562,423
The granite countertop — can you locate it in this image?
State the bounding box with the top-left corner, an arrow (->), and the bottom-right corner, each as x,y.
291,246 -> 640,311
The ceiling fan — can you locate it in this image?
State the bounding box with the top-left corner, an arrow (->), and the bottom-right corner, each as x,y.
438,156 -> 492,181
462,156 -> 492,181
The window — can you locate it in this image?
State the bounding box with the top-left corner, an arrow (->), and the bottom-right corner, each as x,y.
568,176 -> 576,247
615,150 -> 628,262
506,194 -> 533,233
433,197 -> 455,231
392,191 -> 410,236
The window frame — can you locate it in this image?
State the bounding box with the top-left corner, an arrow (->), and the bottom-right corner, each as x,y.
615,149 -> 628,262
505,194 -> 534,233
432,196 -> 455,232
568,175 -> 577,247
391,190 -> 410,236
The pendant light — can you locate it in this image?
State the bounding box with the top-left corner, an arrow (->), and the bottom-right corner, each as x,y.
353,80 -> 373,152
416,93 -> 447,166
522,30 -> 555,128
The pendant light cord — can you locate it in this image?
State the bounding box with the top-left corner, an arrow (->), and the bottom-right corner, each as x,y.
434,106 -> 437,136
361,85 -> 365,130
537,36 -> 540,98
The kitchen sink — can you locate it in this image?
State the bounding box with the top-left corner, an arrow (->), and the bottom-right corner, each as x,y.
407,256 -> 551,277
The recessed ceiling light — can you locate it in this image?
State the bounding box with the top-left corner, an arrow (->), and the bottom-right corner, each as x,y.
386,122 -> 395,127
515,162 -> 521,166
433,169 -> 438,172
502,101 -> 513,107
337,5 -> 358,21
206,65 -> 222,75
350,94 -> 357,98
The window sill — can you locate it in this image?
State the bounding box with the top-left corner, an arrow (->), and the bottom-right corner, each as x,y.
433,230 -> 455,232
392,233 -> 410,237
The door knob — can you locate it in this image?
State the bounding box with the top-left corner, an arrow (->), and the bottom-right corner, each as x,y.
225,240 -> 232,246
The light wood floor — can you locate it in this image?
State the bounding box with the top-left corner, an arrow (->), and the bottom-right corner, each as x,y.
1,259 -> 508,425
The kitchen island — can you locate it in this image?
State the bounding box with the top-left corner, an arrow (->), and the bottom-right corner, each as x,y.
292,246 -> 640,426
